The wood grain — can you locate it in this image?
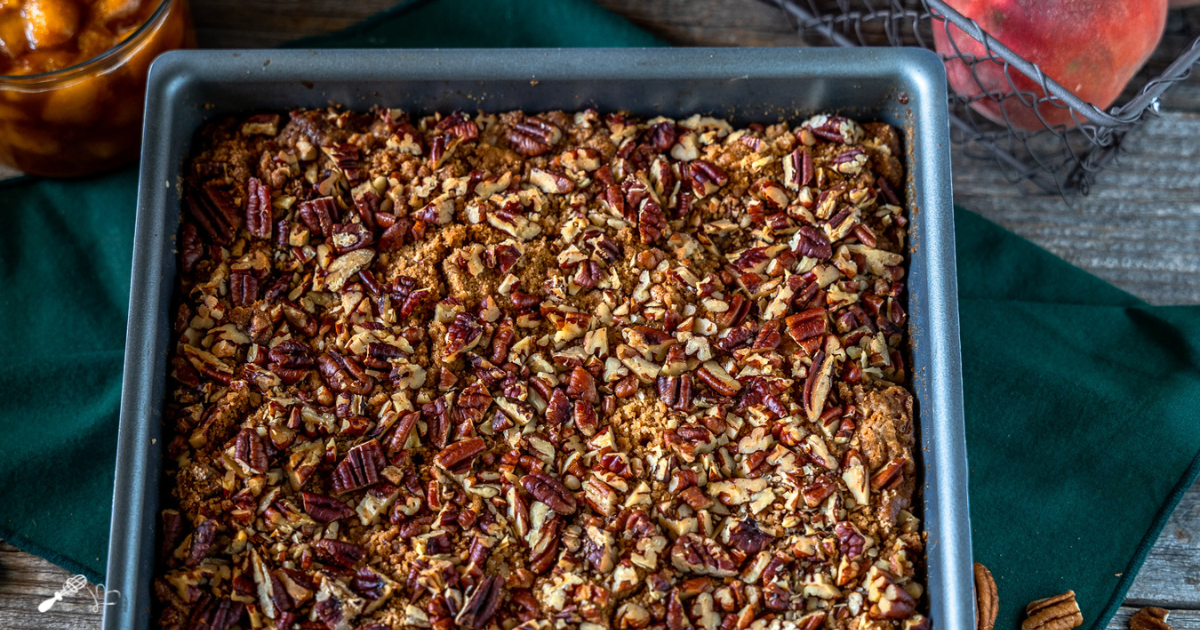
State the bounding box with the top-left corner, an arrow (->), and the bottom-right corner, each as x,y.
1127,485 -> 1200,608
590,0 -> 801,47
4,1 -> 1199,629
191,0 -> 404,49
0,542 -> 104,630
951,112 -> 1200,306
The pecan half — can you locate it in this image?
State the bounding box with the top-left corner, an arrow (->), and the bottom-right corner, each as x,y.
312,538 -> 366,569
297,197 -> 337,239
331,439 -> 386,494
435,437 -> 487,471
185,518 -> 216,568
688,160 -> 729,197
331,222 -> 374,254
802,114 -> 864,145
301,492 -> 355,523
159,509 -> 183,564
727,518 -> 773,555
975,562 -> 999,630
565,366 -> 598,403
245,177 -> 272,240
1023,591 -> 1083,630
180,222 -> 203,273
520,471 -> 577,515
1130,607 -> 1173,630
318,350 -> 375,395
186,594 -> 244,630
507,116 -> 561,157
241,113 -> 280,136
457,575 -> 504,629
229,270 -> 258,307
186,184 -> 241,245
783,147 -> 814,190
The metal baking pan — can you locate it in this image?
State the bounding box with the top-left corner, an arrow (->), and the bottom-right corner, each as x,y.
104,47 -> 970,630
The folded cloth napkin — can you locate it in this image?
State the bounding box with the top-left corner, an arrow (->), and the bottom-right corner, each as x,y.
2,3 -> 1198,630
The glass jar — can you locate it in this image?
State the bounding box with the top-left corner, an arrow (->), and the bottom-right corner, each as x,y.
0,0 -> 194,177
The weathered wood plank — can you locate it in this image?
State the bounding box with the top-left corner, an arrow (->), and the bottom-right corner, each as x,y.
191,0 -> 404,49
951,112 -> 1200,306
1126,483 -> 1200,608
591,0 -> 801,47
0,542 -> 103,630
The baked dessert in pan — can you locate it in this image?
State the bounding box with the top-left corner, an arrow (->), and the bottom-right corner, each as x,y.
156,105 -> 923,630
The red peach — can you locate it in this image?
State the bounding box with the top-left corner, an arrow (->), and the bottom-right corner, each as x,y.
933,0 -> 1167,130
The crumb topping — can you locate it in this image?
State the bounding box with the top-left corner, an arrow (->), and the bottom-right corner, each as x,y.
156,107 -> 926,630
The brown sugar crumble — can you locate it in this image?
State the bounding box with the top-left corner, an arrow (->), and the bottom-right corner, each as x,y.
157,106 -> 925,630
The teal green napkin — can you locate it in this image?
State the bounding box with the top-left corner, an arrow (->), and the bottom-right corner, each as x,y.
1,4 -> 1198,630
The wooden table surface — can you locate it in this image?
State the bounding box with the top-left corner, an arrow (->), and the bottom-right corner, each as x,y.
4,1 -> 1200,628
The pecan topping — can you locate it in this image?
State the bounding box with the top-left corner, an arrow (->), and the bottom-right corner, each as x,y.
163,108 -> 919,628
231,428 -> 267,474
185,519 -> 216,568
1023,591 -> 1084,630
186,594 -> 244,630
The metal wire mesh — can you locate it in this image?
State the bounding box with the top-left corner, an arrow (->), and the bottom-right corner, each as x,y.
762,0 -> 1200,195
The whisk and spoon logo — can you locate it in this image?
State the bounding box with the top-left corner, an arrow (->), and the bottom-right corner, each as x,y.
37,574 -> 119,613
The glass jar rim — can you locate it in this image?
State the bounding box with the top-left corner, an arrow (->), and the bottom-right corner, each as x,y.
0,0 -> 175,85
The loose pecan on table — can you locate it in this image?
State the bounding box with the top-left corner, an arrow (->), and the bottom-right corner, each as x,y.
975,562 -> 999,630
1023,591 -> 1084,630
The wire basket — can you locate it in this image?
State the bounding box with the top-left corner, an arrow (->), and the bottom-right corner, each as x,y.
761,0 -> 1200,195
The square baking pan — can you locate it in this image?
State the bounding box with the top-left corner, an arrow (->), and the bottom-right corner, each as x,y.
104,47 -> 970,630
